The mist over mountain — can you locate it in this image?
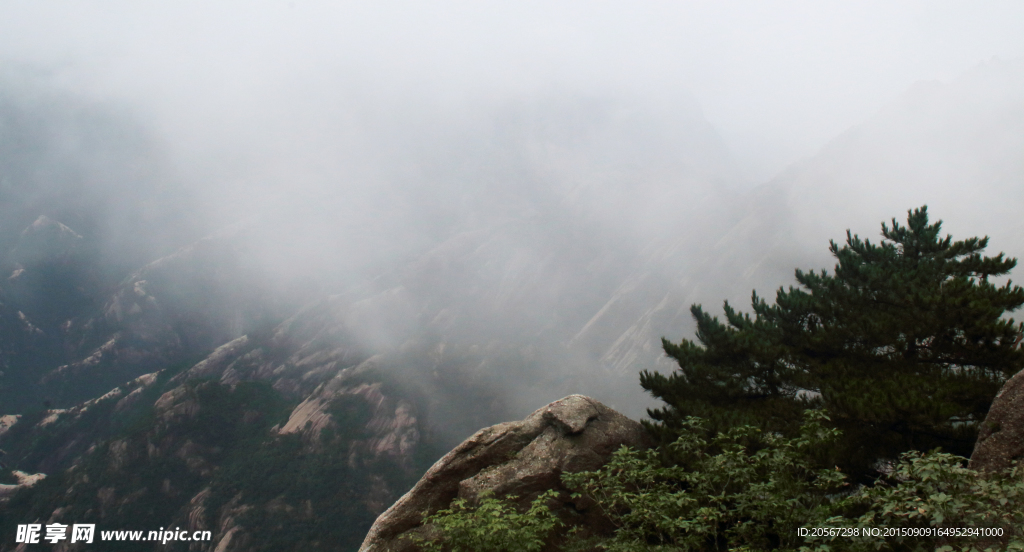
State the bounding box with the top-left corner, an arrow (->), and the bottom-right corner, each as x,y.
0,69 -> 204,270
0,56 -> 1022,434
0,67 -> 755,550
0,72 -> 213,412
0,4 -> 1022,550
697,58 -> 1024,314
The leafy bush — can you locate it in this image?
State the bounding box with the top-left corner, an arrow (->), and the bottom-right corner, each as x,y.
419,411 -> 1024,552
645,207 -> 1024,482
562,410 -> 846,551
414,490 -> 563,552
809,451 -> 1024,552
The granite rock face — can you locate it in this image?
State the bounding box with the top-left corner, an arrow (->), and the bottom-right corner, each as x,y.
971,368 -> 1024,472
359,394 -> 651,552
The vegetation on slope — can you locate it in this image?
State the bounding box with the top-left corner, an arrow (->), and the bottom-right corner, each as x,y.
424,412 -> 1024,551
644,206 -> 1024,481
1,371 -> 433,552
423,207 -> 1024,551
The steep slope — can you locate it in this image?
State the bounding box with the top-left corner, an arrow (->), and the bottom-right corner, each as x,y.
38,228 -> 282,406
0,221 -> 282,412
0,70 -> 207,412
8,59 -> 1023,551
710,59 -> 1024,304
0,87 -> 747,551
0,68 -> 202,272
0,289 -> 512,551
323,95 -> 744,417
612,59 -> 1024,379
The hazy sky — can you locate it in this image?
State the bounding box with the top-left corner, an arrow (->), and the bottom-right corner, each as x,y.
1,1 -> 1022,185
1,2 -> 1023,421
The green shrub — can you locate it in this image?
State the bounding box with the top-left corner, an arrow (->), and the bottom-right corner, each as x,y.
418,411 -> 1024,552
808,451 -> 1024,552
562,410 -> 847,551
646,207 -> 1024,482
414,489 -> 563,552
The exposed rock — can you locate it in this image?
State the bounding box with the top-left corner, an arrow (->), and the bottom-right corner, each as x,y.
0,415 -> 19,438
38,408 -> 70,428
185,487 -> 213,534
277,355 -> 422,470
208,493 -> 253,552
970,368 -> 1024,472
36,230 -> 275,406
0,470 -> 46,503
359,394 -> 651,552
0,373 -> 163,476
114,372 -> 160,412
169,296 -> 370,400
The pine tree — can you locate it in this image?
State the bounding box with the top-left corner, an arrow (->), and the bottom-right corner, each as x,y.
642,207 -> 1024,479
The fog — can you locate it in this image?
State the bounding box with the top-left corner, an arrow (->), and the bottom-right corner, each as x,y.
5,2 -> 1024,180
1,2 -> 1023,418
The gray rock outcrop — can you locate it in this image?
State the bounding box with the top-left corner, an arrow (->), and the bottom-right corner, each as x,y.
0,470 -> 46,504
359,394 -> 651,552
970,367 -> 1024,472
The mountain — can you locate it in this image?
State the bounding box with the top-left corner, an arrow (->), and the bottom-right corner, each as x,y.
2,59 -> 1023,551
0,297 -> 464,551
0,82 -> 744,550
580,59 -> 1024,371
0,70 -> 210,413
701,58 -> 1024,308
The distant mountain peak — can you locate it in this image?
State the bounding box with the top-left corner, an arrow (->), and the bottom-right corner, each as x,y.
9,215 -> 83,265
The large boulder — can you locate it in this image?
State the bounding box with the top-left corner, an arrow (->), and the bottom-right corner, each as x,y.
359,394 -> 651,552
971,368 -> 1024,472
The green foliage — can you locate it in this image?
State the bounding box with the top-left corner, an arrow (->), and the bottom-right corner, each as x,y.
808,452 -> 1024,552
168,379 -> 289,447
563,410 -> 846,552
0,468 -> 17,485
644,206 -> 1024,480
0,356 -> 200,476
201,390 -> 441,552
419,207 -> 1024,551
644,297 -> 803,440
0,381 -> 283,551
418,413 -> 1024,552
204,431 -> 387,552
1,359 -> 444,552
326,394 -> 374,441
0,390 -> 119,473
414,490 -> 563,552
0,379 -> 291,552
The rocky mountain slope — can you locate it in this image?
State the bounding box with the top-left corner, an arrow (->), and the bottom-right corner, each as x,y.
0,293 -> 490,551
694,58 -> 1024,310
1,59 -> 1023,551
546,60 -> 1024,405
0,84 -> 744,550
360,394 -> 651,552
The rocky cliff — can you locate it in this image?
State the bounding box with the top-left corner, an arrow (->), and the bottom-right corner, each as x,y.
360,395 -> 651,552
2,59 -> 1024,552
971,367 -> 1024,473
0,286 -> 514,551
